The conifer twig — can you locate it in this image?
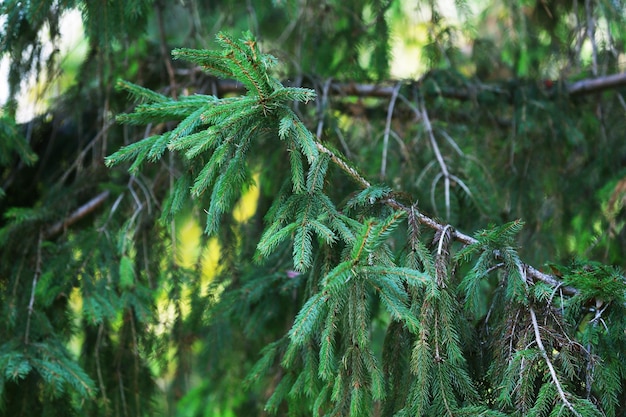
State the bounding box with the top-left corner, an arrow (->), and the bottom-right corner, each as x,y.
315,142 -> 371,188
529,307 -> 582,417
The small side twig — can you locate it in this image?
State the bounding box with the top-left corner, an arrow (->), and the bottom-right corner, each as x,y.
316,78 -> 333,139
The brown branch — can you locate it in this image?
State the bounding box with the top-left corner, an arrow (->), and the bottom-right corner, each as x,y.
177,69 -> 626,100
568,72 -> 626,96
178,74 -> 474,100
45,191 -> 110,239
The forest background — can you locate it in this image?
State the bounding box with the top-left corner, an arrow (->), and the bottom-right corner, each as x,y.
2,0 -> 626,416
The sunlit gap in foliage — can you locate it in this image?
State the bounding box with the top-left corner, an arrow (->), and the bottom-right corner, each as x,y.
388,0 -> 479,78
153,174 -> 261,400
63,174 -> 260,371
0,9 -> 86,122
66,271 -> 132,358
176,172 -> 261,276
153,173 -> 262,335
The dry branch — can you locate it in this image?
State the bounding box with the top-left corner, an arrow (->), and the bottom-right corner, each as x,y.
45,190 -> 110,239
568,72 -> 626,95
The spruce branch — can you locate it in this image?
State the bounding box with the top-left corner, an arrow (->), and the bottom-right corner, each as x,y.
109,35 -> 617,299
316,137 -> 578,296
107,35 -> 610,415
322,128 -> 581,302
315,142 -> 371,188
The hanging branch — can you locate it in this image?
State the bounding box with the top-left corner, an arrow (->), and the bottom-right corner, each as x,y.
117,32 -> 583,302
105,34 -> 620,415
314,140 -> 579,296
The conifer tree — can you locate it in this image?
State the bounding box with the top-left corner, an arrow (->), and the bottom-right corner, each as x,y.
2,1 -> 626,416
105,31 -> 626,416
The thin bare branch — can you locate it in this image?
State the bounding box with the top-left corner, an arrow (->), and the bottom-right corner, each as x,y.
585,0 -> 598,77
529,307 -> 583,417
24,229 -> 43,345
245,0 -> 259,37
316,78 -> 333,139
381,82 -> 401,179
420,99 -> 451,219
95,323 -> 109,410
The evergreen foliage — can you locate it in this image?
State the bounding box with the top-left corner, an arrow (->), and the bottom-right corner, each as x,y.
105,32 -> 626,416
2,1 -> 626,416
